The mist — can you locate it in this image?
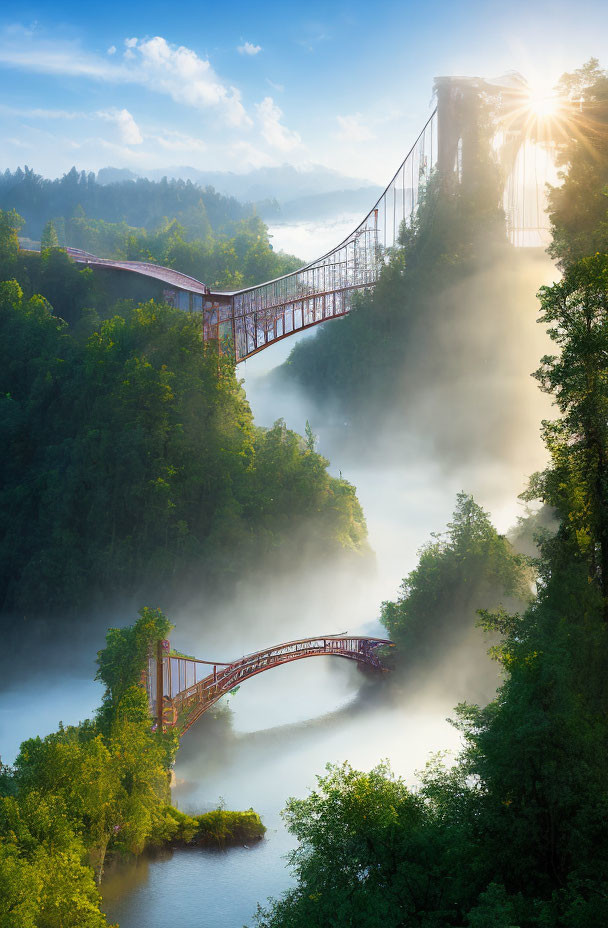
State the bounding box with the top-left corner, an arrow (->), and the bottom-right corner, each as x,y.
1,219 -> 558,928
1,225 -> 556,731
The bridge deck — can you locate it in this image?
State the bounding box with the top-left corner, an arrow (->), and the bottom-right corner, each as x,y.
65,111 -> 438,362
63,97 -> 550,361
147,635 -> 393,736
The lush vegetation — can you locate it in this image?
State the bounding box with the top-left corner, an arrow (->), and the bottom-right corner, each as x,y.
255,60 -> 608,927
49,212 -> 299,291
381,492 -> 531,695
186,809 -> 265,848
2,165 -> 302,290
0,209 -> 367,618
0,609 -> 263,927
1,166 -> 249,239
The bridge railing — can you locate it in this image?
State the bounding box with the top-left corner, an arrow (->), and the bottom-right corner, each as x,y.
231,110 -> 438,360
147,635 -> 393,734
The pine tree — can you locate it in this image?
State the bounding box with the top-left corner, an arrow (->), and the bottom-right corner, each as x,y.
41,219 -> 59,250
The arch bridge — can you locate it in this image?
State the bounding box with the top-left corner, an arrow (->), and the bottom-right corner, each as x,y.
146,634 -> 393,736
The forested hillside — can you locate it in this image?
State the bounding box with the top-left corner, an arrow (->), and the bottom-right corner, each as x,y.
2,165 -> 302,290
255,59 -> 608,928
1,166 -> 249,238
0,209 -> 367,620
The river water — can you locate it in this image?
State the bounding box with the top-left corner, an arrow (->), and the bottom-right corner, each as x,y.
0,220 -> 559,928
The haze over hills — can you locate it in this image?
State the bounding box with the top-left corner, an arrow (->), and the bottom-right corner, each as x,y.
96,163 -> 383,224
97,162 -> 380,200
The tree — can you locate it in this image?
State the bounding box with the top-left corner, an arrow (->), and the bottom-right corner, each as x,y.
0,208 -> 23,265
381,493 -> 530,684
533,254 -> 608,614
548,59 -> 608,268
41,220 -> 59,250
304,420 -> 316,452
0,792 -> 111,926
256,58 -> 608,928
0,271 -> 368,617
255,761 -> 477,928
96,608 -> 172,723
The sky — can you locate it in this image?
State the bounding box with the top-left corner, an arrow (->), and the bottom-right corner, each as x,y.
1,0 -> 607,184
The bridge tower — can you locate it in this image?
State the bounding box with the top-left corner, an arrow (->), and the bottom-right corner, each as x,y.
434,75 -> 486,191
435,73 -> 555,244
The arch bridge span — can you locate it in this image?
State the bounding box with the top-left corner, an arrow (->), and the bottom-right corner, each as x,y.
146,634 -> 393,736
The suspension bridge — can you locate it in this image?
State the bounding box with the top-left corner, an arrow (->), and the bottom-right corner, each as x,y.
67,73 -> 559,361
146,634 -> 393,736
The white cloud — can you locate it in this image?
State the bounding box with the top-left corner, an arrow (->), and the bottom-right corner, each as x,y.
237,41 -> 262,56
335,113 -> 374,142
7,137 -> 33,149
153,130 -> 207,153
98,107 -> 143,145
131,36 -> 251,127
107,45 -> 116,56
255,96 -> 301,152
0,40 -> 127,79
0,104 -> 85,119
231,140 -> 277,168
0,31 -> 251,128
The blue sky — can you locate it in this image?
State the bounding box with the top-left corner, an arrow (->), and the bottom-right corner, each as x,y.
1,0 -> 607,183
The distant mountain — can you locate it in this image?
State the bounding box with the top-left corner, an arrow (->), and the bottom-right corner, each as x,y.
96,163 -> 378,204
260,186 -> 383,223
96,167 -> 140,185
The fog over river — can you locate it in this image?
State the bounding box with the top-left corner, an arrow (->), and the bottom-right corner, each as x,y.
0,220 -> 558,928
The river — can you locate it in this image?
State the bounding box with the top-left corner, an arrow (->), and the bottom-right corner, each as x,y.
0,220 -> 558,928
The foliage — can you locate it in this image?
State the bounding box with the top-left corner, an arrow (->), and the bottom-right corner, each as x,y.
245,419 -> 368,556
0,164 -> 302,291
255,761 -> 477,928
531,254 -> 608,609
381,493 -> 531,676
0,790 -> 112,927
96,607 -> 172,713
0,603 -> 269,924
0,208 -> 22,264
2,209 -> 300,331
0,165 -> 250,239
60,213 -> 301,290
41,220 -> 59,250
257,526 -> 608,927
193,809 -> 266,847
144,804 -> 265,848
0,261 -> 367,616
547,59 -> 608,268
255,58 -> 608,928
12,684 -> 171,883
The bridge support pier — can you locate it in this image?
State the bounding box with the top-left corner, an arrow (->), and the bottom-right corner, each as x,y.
156,639 -> 165,733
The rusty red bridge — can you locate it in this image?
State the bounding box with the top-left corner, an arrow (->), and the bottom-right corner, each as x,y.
147,634 -> 393,736
66,75 -> 556,362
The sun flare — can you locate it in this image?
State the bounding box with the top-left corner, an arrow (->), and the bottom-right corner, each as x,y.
526,89 -> 559,119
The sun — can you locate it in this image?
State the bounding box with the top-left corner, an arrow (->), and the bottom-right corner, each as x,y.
526,89 -> 559,120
